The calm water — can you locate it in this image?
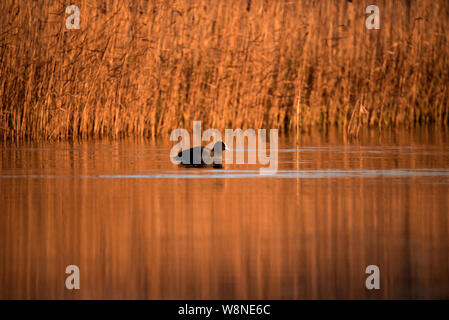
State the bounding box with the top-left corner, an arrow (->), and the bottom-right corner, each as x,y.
1,128 -> 449,299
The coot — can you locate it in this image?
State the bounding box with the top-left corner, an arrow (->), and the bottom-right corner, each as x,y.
175,142 -> 228,168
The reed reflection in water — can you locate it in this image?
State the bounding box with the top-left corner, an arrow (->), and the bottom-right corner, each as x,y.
1,128 -> 449,299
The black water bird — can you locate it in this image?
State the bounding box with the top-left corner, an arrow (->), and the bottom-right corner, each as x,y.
175,142 -> 228,168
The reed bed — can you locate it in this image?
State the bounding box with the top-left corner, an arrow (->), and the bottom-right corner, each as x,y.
0,0 -> 448,141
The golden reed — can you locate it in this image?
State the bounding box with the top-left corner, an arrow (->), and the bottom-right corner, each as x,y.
0,0 -> 448,141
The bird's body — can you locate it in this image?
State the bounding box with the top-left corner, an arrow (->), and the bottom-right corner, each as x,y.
175,142 -> 227,168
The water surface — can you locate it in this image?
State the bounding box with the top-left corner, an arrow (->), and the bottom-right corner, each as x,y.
1,128 -> 449,299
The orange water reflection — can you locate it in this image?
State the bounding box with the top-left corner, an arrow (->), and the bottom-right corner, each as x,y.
1,128 -> 449,299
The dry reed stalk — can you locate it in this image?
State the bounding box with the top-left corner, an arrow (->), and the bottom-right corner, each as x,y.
0,0 -> 448,141
347,98 -> 369,138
